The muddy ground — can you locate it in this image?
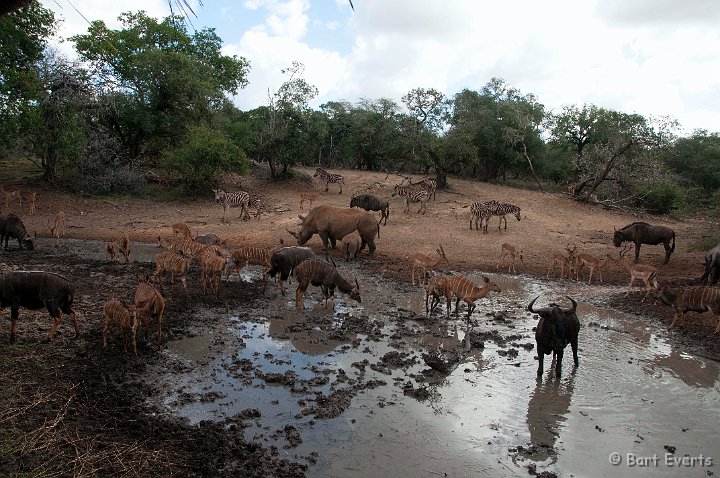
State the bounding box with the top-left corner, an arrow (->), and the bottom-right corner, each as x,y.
1,167 -> 719,477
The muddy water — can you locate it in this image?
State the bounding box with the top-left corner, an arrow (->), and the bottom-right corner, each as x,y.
147,266 -> 719,477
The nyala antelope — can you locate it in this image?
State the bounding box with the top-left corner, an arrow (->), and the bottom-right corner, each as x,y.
293,258 -> 360,310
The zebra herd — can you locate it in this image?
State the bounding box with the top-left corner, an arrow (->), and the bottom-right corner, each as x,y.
470,200 -> 521,233
391,179 -> 437,214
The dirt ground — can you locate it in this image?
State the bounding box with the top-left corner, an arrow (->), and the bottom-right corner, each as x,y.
1,166 -> 719,476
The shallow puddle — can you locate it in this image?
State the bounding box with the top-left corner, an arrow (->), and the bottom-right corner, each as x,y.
148,265 -> 720,477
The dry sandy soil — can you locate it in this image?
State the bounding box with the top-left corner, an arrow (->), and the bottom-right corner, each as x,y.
1,165 -> 719,477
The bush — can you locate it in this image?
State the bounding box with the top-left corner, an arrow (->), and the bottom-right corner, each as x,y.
634,181 -> 685,214
70,166 -> 147,196
162,126 -> 249,193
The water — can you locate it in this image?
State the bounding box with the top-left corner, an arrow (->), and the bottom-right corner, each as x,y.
148,266 -> 720,477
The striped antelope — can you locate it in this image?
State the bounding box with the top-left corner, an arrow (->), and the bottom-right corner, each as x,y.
119,231 -> 131,263
409,244 -> 448,286
228,246 -> 273,289
314,168 -> 344,194
102,299 -> 138,355
104,241 -> 118,262
487,201 -> 521,230
575,252 -> 612,284
469,201 -> 494,233
655,286 -> 720,334
299,191 -> 319,210
172,222 -> 194,238
497,243 -> 523,273
445,274 -> 502,321
153,251 -> 191,291
200,253 -> 234,297
294,257 -> 361,309
392,184 -> 431,214
213,188 -> 251,223
134,278 -> 165,347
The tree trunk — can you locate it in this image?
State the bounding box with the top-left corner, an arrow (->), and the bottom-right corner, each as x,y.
521,142 -> 543,191
583,141 -> 634,200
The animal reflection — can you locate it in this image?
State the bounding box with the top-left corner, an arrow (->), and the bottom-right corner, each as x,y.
525,374 -> 576,464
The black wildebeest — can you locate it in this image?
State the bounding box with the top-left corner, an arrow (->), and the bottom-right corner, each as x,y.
0,271 -> 78,342
613,222 -> 675,264
0,213 -> 36,250
267,246 -> 315,295
701,242 -> 720,286
527,296 -> 580,377
349,194 -> 390,225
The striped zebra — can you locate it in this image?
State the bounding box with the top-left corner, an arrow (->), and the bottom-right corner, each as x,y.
417,178 -> 437,201
213,188 -> 250,223
392,184 -> 431,214
487,202 -> 521,230
314,168 -> 344,194
248,194 -> 263,219
469,201 -> 493,233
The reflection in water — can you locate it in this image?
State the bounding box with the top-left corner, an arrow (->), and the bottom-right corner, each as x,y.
643,334 -> 719,388
526,371 -> 576,463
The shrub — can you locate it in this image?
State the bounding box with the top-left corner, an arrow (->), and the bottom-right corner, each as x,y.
162,126 -> 249,193
634,181 -> 685,214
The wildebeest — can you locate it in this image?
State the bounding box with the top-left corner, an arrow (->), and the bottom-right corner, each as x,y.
286,205 -> 379,254
350,194 -> 389,225
701,242 -> 720,286
0,271 -> 78,342
293,257 -> 360,309
655,286 -> 720,334
527,296 -> 580,377
267,246 -> 315,294
613,222 -> 675,264
0,214 -> 36,250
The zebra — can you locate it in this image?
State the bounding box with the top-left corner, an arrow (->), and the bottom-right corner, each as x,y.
314,168 -> 344,194
248,194 -> 263,219
392,185 -> 431,214
417,178 -> 437,201
487,202 -> 521,230
213,188 -> 250,223
469,202 -> 493,233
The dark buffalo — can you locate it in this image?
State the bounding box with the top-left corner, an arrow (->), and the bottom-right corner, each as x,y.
0,214 -> 36,250
350,194 -> 390,225
527,296 -> 580,377
0,271 -> 78,342
613,222 -> 675,264
701,242 -> 720,285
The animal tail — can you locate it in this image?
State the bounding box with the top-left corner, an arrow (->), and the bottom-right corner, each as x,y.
671,232 -> 675,252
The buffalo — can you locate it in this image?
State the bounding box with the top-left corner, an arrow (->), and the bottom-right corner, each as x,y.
613,222 -> 675,264
528,296 -> 580,377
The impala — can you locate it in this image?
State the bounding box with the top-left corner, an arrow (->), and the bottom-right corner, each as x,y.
575,252 -> 612,285
497,242 -> 523,273
546,243 -> 577,279
612,246 -> 659,302
409,244 -> 448,286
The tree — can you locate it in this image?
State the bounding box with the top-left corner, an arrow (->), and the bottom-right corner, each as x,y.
71,11 -> 250,159
551,106 -> 677,201
401,87 -> 449,187
257,62 -> 319,179
0,2 -> 56,149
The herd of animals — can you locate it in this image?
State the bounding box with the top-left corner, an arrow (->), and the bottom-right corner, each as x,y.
1,168 -> 720,378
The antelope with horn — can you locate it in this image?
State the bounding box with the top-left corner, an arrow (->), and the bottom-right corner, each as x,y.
611,245 -> 659,302
546,242 -> 577,280
575,252 -> 612,285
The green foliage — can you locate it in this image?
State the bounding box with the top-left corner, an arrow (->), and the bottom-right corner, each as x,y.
70,166 -> 147,196
0,2 -> 56,147
71,11 -> 250,158
634,181 -> 685,214
664,130 -> 720,197
162,126 -> 248,192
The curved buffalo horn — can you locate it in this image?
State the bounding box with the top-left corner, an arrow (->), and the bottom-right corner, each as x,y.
298,214 -> 306,221
527,295 -> 540,313
563,296 -> 578,314
285,227 -> 298,239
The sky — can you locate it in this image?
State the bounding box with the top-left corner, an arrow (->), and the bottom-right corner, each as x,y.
42,0 -> 720,135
